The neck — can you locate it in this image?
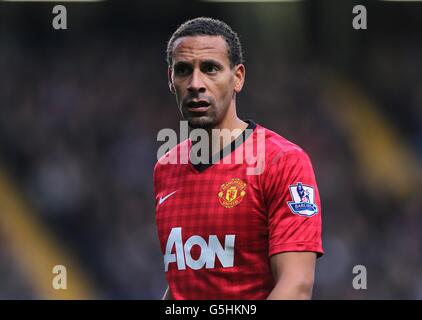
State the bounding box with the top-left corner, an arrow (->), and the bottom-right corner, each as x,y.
188,101 -> 248,162
207,102 -> 248,155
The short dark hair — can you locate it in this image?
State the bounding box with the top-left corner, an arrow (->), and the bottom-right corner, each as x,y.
166,17 -> 244,68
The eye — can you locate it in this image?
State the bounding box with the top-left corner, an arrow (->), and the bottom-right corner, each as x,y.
174,64 -> 191,76
202,63 -> 219,74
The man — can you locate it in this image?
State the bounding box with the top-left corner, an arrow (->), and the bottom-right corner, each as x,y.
154,17 -> 323,300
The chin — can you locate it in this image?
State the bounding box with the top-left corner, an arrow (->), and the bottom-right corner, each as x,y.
183,109 -> 219,129
187,116 -> 216,129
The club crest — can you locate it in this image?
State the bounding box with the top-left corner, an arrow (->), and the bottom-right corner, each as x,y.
218,178 -> 247,208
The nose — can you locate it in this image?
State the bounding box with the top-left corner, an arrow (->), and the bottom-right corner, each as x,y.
187,69 -> 206,93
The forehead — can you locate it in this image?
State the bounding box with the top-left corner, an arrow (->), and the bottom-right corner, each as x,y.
172,35 -> 230,64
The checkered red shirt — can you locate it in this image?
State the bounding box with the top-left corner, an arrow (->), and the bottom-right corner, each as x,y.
154,120 -> 323,300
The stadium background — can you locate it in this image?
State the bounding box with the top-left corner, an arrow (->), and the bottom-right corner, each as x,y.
0,0 -> 421,299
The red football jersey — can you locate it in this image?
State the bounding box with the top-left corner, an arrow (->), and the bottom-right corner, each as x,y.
154,120 -> 323,300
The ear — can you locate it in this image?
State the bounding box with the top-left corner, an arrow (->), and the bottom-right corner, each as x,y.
233,64 -> 245,93
168,67 -> 175,94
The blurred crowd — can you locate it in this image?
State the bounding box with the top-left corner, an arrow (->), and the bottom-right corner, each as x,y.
1,31 -> 422,299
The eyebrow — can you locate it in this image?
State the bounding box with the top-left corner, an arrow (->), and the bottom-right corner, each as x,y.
173,59 -> 224,69
173,61 -> 191,68
201,59 -> 224,69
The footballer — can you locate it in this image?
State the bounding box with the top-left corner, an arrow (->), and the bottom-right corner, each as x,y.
154,17 -> 323,300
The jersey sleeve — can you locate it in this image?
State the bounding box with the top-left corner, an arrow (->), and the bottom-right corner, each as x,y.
263,147 -> 323,258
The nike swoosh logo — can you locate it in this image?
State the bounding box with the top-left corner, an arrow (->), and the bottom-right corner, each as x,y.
159,191 -> 177,205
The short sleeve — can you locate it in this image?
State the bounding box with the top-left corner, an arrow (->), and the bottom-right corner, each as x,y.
263,147 -> 323,258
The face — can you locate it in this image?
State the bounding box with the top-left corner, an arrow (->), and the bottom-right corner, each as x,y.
168,35 -> 244,129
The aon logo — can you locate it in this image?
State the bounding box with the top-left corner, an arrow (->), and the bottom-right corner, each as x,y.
164,227 -> 235,271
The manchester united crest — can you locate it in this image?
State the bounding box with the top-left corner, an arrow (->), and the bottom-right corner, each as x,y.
218,178 -> 247,208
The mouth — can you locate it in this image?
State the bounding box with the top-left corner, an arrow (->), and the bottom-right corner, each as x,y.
186,100 -> 211,113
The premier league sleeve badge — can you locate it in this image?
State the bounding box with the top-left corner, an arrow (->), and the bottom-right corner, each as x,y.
287,182 -> 319,217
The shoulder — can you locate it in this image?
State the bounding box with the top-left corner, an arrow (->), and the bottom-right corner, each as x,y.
256,124 -> 310,167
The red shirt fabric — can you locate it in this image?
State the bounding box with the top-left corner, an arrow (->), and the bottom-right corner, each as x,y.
154,120 -> 323,300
